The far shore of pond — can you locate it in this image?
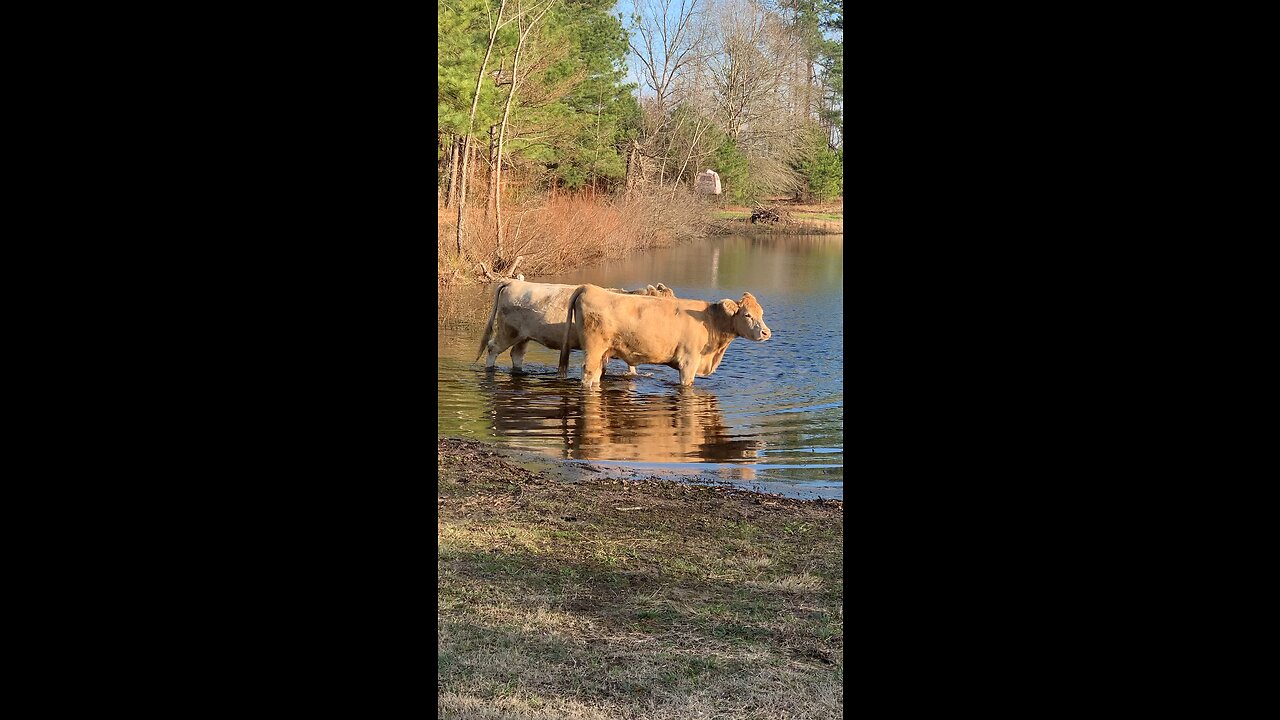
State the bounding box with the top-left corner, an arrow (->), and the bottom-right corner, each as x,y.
712,215 -> 843,235
711,199 -> 843,235
439,198 -> 843,288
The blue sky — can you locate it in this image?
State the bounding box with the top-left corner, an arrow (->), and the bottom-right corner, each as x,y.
609,0 -> 843,103
612,0 -> 650,98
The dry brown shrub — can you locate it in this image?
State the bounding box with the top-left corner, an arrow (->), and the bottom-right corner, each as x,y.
438,190 -> 715,284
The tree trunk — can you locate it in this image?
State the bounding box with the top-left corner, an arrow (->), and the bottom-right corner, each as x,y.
807,59 -> 816,122
485,124 -> 498,223
443,135 -> 452,206
494,0 -> 556,259
471,144 -> 479,193
455,0 -> 509,257
624,141 -> 638,195
671,120 -> 709,200
438,131 -> 448,202
444,135 -> 459,208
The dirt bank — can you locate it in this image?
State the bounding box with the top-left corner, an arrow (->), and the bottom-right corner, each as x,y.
438,436 -> 844,719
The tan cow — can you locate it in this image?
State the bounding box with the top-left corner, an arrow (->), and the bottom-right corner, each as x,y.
557,284 -> 772,388
476,279 -> 675,373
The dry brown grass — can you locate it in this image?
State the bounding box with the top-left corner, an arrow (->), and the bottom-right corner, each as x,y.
438,437 -> 844,720
438,192 -> 715,286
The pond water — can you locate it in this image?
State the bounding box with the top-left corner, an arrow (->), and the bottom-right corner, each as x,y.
437,234 -> 843,499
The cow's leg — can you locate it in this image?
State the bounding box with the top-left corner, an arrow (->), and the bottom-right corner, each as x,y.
678,357 -> 697,386
582,359 -> 604,389
602,353 -> 635,377
620,354 -> 640,376
596,352 -> 641,377
485,330 -> 517,368
510,340 -> 530,372
580,346 -> 605,389
594,351 -> 614,387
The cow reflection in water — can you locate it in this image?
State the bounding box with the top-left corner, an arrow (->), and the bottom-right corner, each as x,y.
482,373 -> 761,463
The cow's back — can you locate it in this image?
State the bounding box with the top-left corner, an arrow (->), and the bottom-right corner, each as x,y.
497,280 -> 581,350
576,286 -> 712,366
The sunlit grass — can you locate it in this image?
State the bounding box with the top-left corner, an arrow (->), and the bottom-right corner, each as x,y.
438,437 -> 844,719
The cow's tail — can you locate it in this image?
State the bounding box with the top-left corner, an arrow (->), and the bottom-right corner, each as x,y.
558,284 -> 588,378
475,279 -> 511,362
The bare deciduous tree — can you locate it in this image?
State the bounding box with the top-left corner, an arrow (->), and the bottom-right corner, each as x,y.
630,0 -> 712,192
492,0 -> 558,260
630,0 -> 709,118
456,0 -> 518,257
702,0 -> 807,196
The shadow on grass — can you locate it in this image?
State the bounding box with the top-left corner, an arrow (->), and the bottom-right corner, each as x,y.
438,542 -> 841,663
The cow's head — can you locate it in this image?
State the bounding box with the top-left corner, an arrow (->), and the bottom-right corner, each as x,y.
719,292 -> 771,341
646,283 -> 676,298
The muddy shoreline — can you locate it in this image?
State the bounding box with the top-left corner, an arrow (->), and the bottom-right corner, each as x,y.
443,435 -> 843,506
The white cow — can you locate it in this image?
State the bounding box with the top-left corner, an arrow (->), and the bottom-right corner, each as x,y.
477,278 -> 675,374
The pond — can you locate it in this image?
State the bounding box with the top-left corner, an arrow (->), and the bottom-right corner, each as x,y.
437,234 -> 843,499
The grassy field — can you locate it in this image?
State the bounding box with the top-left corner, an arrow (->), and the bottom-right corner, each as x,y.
438,437 -> 844,719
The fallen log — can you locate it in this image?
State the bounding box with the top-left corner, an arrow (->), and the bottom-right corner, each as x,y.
474,259 -> 525,283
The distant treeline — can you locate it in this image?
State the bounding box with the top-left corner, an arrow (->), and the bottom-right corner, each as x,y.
439,0 -> 842,270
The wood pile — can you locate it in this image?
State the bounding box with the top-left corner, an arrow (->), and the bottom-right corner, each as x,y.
750,202 -> 788,225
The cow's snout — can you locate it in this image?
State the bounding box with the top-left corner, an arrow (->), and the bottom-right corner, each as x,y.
759,326 -> 771,340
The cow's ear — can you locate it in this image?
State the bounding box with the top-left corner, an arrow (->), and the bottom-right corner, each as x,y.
647,284 -> 657,293
656,283 -> 668,291
719,299 -> 739,316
